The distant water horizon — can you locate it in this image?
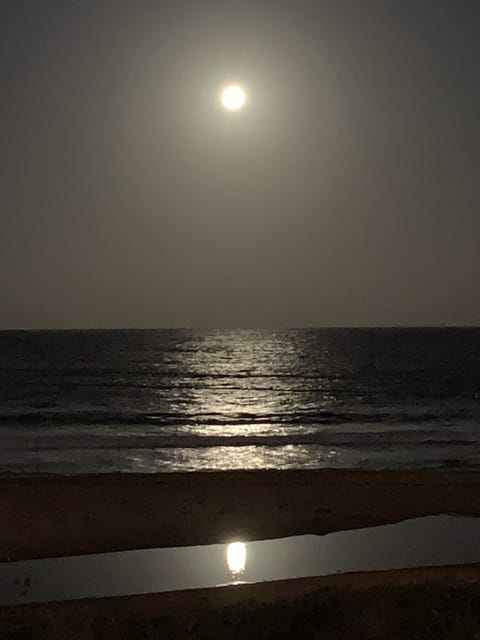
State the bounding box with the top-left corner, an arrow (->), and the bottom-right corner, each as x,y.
2,325 -> 479,331
1,328 -> 479,474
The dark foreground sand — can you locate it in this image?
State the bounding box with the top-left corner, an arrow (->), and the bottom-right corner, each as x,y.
2,564 -> 480,639
1,470 -> 480,638
1,469 -> 480,562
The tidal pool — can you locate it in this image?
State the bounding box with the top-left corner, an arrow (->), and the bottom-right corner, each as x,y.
1,515 -> 479,606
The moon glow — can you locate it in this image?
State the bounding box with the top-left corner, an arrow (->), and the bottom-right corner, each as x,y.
221,85 -> 246,111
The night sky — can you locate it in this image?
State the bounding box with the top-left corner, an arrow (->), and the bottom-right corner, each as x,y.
1,1 -> 479,329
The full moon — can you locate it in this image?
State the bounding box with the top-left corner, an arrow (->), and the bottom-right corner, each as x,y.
221,85 -> 246,111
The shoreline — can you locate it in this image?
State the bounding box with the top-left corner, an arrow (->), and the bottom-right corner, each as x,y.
1,469 -> 480,562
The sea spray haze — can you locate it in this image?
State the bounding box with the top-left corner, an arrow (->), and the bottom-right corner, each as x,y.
1,328 -> 479,474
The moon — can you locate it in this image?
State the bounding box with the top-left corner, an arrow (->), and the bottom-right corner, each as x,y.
221,85 -> 246,111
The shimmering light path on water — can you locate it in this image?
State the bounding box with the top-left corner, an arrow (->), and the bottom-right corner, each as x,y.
1,329 -> 480,473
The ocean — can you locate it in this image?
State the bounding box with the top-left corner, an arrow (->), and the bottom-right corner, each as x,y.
0,328 -> 479,474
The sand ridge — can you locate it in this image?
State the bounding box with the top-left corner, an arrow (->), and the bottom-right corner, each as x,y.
1,469 -> 480,562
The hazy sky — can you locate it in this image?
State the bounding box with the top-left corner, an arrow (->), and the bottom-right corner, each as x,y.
1,0 -> 479,328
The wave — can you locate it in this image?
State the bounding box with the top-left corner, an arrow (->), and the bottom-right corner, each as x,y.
2,430 -> 478,451
0,408 -> 469,428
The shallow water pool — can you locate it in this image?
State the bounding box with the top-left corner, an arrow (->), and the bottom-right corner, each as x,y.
1,515 -> 479,606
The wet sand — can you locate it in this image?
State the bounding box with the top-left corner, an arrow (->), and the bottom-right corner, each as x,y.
1,469 -> 480,562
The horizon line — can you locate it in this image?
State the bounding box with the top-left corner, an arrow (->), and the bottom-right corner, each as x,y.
1,325 -> 479,332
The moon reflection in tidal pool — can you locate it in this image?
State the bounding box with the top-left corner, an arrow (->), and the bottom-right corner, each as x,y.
226,541 -> 247,577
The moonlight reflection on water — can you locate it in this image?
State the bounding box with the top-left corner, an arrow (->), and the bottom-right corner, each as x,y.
227,541 -> 247,577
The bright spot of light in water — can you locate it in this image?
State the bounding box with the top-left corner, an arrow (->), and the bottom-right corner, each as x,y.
227,541 -> 247,576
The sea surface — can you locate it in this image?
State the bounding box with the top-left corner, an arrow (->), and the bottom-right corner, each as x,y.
0,328 -> 479,474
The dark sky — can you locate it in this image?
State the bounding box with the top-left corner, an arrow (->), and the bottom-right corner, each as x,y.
1,0 -> 479,329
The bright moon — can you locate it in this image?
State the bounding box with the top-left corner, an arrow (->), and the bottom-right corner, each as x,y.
221,85 -> 246,111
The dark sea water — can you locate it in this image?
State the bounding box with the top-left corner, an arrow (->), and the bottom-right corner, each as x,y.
0,328 -> 479,474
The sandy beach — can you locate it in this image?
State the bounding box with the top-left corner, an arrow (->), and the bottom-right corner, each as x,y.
1,469 -> 480,562
2,469 -> 480,637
